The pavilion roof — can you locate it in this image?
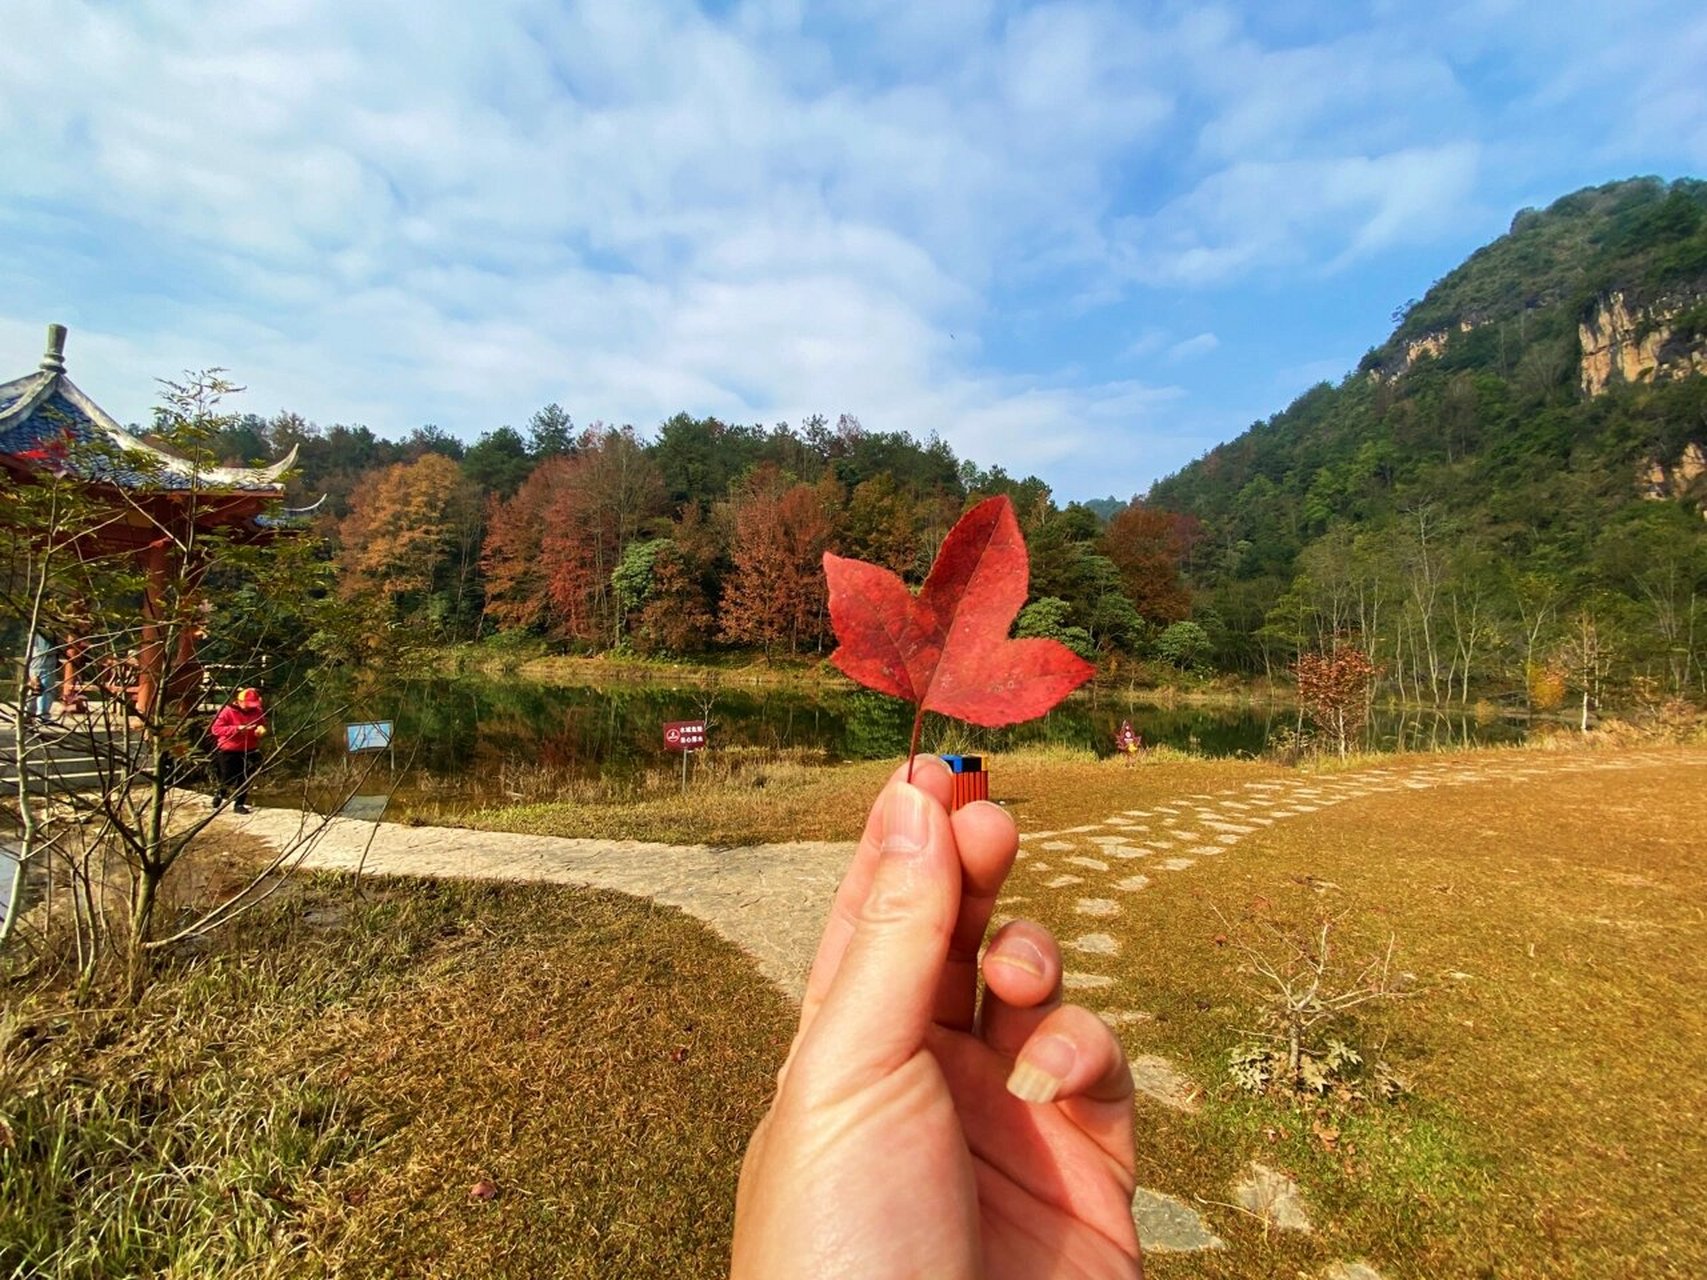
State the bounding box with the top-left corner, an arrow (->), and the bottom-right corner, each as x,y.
0,325 -> 296,493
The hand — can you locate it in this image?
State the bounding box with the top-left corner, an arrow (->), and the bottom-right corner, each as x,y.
732,758 -> 1141,1279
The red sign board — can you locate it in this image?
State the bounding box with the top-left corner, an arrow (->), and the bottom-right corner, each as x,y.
663,719 -> 707,751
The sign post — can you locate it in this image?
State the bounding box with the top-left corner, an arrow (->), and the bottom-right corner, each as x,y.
341,720 -> 396,823
663,719 -> 707,791
345,720 -> 395,770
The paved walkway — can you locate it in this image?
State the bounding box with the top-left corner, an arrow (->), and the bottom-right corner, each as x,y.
230,805 -> 851,999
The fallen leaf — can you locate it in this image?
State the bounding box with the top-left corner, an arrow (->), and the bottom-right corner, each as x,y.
824,496 -> 1095,768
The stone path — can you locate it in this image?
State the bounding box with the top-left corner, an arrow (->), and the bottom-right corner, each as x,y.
225,747 -> 1705,1271
1012,747 -> 1707,1008
229,803 -> 849,999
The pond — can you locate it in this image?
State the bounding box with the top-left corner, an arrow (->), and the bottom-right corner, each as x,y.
285,676 -> 1528,810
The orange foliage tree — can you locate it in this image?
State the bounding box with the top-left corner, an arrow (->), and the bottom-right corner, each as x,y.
1294,642 -> 1379,758
1099,501 -> 1200,625
338,453 -> 482,631
719,467 -> 838,657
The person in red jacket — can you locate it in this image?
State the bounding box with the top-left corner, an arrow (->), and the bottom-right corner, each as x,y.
210,687 -> 268,814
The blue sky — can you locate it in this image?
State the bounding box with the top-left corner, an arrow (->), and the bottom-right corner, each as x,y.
1,0 -> 1703,502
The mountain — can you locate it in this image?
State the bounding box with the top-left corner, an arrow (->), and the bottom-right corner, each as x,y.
1146,176 -> 1707,699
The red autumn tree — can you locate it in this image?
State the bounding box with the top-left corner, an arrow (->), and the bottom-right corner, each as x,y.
1099,500 -> 1200,625
480,468 -> 555,632
720,467 -> 837,657
482,427 -> 664,645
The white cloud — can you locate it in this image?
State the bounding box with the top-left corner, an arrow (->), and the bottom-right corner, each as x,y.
1110,144 -> 1481,287
1166,332 -> 1219,362
0,0 -> 1702,505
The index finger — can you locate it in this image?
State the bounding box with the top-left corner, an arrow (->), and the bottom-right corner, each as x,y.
798,756 -> 954,1036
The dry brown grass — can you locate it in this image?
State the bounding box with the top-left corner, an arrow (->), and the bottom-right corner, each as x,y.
12,740 -> 1705,1278
992,746 -> 1707,1279
2,878 -> 794,1279
453,754 -> 899,845
289,883 -> 795,1279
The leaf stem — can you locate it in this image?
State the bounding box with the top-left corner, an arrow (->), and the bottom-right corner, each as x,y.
906,705 -> 925,783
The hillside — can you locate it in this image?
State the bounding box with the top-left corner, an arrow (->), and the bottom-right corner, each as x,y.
1147,177 -> 1707,701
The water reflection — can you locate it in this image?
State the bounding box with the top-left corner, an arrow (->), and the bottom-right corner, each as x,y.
300,677 -> 1526,798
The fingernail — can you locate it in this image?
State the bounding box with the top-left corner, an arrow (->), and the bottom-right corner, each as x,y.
882,784 -> 930,857
988,936 -> 1046,979
1006,1034 -> 1076,1105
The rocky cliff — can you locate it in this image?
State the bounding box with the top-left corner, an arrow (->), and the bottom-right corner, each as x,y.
1578,290 -> 1707,396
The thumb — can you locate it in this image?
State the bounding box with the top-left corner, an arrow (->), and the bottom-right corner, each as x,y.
792,781 -> 960,1096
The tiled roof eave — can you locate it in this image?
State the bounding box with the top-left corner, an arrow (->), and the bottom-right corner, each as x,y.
0,369 -> 296,494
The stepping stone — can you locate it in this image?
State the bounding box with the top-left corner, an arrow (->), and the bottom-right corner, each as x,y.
1132,1188 -> 1223,1253
1101,1008 -> 1151,1025
1046,874 -> 1083,888
1204,821 -> 1255,834
1041,840 -> 1076,850
1324,1264 -> 1389,1280
1233,1162 -> 1312,1232
1131,1054 -> 1201,1112
1158,857 -> 1195,871
1089,835 -> 1136,846
1216,834 -> 1241,845
1066,856 -> 1110,871
1122,809 -> 1152,817
1075,898 -> 1119,917
1070,932 -> 1119,955
1107,846 -> 1149,860
1115,875 -> 1151,892
1029,862 -> 1052,872
1063,971 -> 1114,990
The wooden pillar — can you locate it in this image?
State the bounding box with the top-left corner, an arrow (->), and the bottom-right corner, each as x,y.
134,541 -> 169,720
165,558 -> 209,719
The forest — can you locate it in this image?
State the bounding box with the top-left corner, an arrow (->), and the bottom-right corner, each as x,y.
206,177 -> 1707,711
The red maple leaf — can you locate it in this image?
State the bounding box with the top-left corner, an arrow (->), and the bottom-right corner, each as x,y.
824,495 -> 1095,772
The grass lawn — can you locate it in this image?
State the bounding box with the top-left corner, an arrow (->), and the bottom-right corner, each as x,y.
0,878 -> 795,1279
991,745 -> 1707,1279
4,741 -> 1703,1277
